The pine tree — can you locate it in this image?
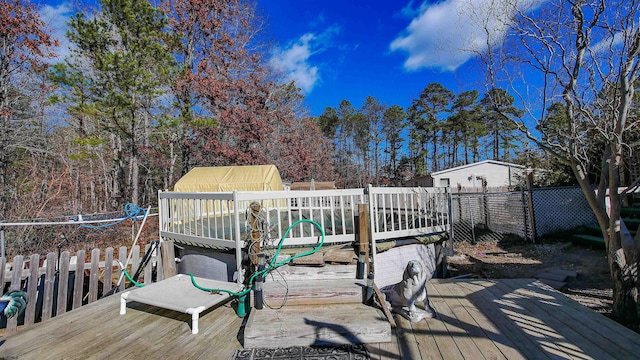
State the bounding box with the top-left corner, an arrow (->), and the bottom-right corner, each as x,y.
408,83 -> 454,174
62,0 -> 174,205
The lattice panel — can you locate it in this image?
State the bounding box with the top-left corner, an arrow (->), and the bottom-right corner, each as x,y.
451,192 -> 532,243
531,187 -> 596,237
451,186 -> 597,244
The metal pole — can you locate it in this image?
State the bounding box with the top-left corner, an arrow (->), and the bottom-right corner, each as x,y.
447,189 -> 454,256
1,227 -> 4,258
525,169 -> 537,243
254,253 -> 265,310
468,197 -> 476,244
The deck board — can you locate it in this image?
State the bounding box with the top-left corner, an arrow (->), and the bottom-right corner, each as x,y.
410,314 -> 445,360
445,280 -> 524,360
472,279 -> 580,359
428,280 -> 507,360
509,278 -> 640,354
494,279 -> 628,359
396,315 -> 422,359
428,281 -> 485,359
367,327 -> 400,360
2,278 -> 640,360
457,280 -> 553,360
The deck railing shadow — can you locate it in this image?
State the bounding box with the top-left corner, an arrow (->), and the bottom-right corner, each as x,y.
303,318 -> 374,357
0,243 -> 165,335
304,318 -> 362,345
419,279 -> 607,359
479,279 -> 596,359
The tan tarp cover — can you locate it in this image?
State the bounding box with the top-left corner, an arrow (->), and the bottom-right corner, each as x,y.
174,165 -> 283,192
290,181 -> 336,190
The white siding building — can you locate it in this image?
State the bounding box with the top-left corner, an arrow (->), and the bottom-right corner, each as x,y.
431,160 -> 525,191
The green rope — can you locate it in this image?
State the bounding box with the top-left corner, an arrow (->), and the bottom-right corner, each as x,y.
188,219 -> 325,296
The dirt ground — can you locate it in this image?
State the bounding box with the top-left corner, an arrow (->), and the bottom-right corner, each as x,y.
445,237 -> 613,315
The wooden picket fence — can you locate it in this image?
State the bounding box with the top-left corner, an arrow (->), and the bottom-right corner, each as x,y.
0,242 -> 167,335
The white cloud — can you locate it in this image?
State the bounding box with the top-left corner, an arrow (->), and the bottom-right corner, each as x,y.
590,31 -> 625,54
390,0 -> 546,72
399,0 -> 419,18
270,25 -> 340,94
39,2 -> 74,61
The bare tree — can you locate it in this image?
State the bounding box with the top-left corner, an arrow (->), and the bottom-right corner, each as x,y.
0,0 -> 56,218
470,0 -> 640,324
361,96 -> 386,186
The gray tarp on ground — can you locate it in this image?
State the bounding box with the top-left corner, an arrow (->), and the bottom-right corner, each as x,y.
374,243 -> 436,289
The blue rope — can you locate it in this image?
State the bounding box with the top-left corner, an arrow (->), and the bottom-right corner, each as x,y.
80,203 -> 146,229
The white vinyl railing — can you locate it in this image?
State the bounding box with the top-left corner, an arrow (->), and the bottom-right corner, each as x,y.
159,186 -> 450,248
368,185 -> 450,241
158,186 -> 450,281
158,188 -> 367,247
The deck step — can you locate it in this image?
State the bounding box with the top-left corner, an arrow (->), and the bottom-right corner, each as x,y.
263,278 -> 364,306
291,251 -> 325,266
243,303 -> 391,348
622,207 -> 640,218
623,218 -> 640,230
572,234 -> 605,248
582,224 -> 605,237
535,268 -> 577,290
537,278 -> 567,289
323,249 -> 357,264
537,271 -> 568,283
584,224 -> 636,236
547,268 -> 578,278
267,263 -> 357,281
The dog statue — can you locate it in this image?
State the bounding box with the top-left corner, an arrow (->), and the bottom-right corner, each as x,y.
383,260 -> 434,322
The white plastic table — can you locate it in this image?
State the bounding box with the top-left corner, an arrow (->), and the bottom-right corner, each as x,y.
120,274 -> 244,334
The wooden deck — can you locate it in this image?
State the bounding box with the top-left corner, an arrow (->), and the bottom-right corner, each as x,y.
1,278 -> 639,359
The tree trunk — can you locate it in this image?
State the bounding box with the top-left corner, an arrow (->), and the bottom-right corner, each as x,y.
130,152 -> 139,205
0,117 -> 8,219
493,130 -> 499,160
0,79 -> 10,218
374,138 -> 380,186
432,129 -> 439,172
610,246 -> 639,325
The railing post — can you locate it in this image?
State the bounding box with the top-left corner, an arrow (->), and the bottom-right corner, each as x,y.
360,184 -> 378,262
157,190 -> 164,237
359,203 -> 371,275
446,187 -> 454,256
248,202 -> 262,266
161,240 -> 177,279
233,190 -> 243,284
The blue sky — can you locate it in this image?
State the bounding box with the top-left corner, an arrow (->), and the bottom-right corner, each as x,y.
260,0 -> 492,116
35,0 -> 543,117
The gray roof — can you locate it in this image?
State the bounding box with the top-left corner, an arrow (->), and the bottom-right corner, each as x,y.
431,160 -> 525,176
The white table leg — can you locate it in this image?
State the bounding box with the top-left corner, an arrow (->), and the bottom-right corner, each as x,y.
120,292 -> 130,315
187,306 -> 206,335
